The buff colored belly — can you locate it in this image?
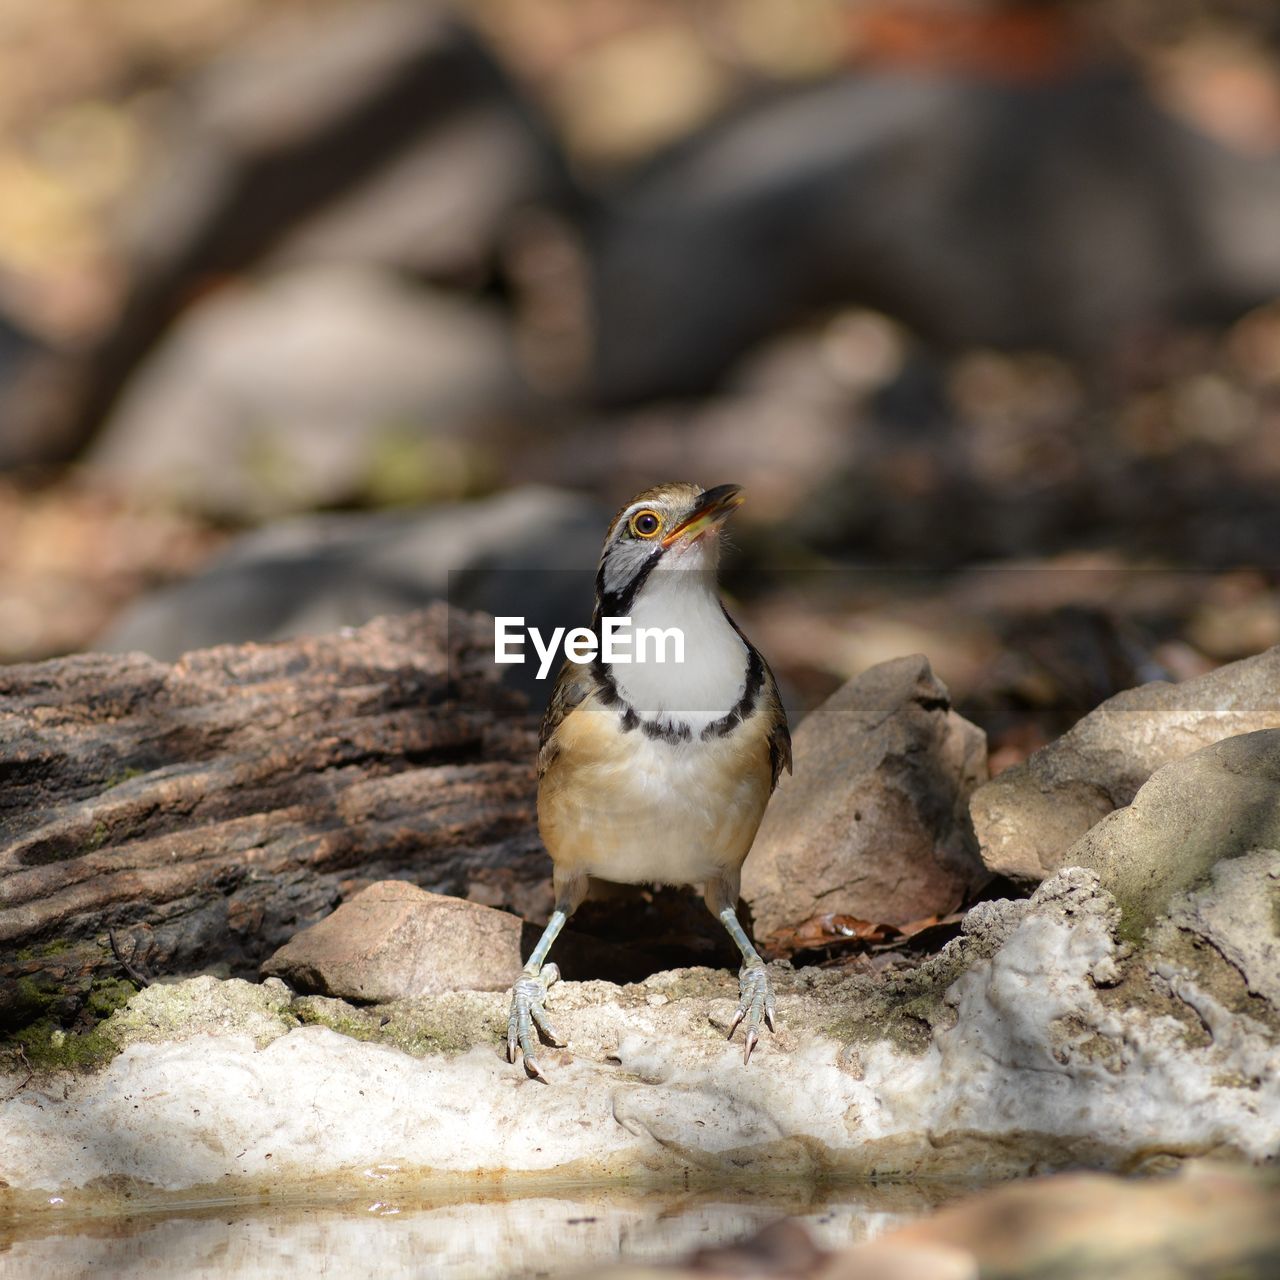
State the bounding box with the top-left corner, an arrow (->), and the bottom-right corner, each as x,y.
538,700 -> 772,889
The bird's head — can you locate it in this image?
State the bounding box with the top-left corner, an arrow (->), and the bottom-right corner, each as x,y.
595,482 -> 742,616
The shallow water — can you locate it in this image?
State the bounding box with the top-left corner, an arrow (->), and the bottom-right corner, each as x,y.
0,1179 -> 963,1279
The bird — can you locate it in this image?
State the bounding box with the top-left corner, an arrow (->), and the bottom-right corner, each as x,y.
507,482 -> 791,1080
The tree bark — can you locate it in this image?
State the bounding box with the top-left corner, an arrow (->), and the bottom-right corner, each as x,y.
0,606 -> 545,1029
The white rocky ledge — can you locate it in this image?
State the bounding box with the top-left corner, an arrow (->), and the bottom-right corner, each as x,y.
4,864 -> 1278,1210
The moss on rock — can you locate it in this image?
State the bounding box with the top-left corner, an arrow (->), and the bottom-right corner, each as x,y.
291,995 -> 386,1043
2,974 -> 300,1076
290,990 -> 503,1055
814,964 -> 957,1056
105,976 -> 298,1050
382,993 -> 506,1054
5,1017 -> 122,1073
3,937 -> 122,1040
804,897 -> 1028,1056
84,976 -> 138,1021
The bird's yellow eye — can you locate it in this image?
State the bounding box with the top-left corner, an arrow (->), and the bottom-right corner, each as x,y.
630,509 -> 662,539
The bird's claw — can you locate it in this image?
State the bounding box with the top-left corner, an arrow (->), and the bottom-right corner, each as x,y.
728,961 -> 776,1064
506,963 -> 563,1080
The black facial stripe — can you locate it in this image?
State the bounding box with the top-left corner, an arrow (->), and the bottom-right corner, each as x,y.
592,548 -> 663,625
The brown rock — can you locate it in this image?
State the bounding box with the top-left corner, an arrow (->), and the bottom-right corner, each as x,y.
742,654 -> 988,937
635,1164 -> 1280,1280
833,1163 -> 1280,1280
263,881 -> 521,1000
0,605 -> 542,1030
971,646 -> 1280,882
263,880 -> 658,998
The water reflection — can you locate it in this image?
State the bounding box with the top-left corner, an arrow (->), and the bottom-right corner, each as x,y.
1,1181 -> 960,1278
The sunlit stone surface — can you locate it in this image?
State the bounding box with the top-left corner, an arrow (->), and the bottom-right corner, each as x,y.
3,865 -> 1278,1203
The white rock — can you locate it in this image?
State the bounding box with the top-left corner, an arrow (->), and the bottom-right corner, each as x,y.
84,266 -> 522,519
2,871 -> 1277,1198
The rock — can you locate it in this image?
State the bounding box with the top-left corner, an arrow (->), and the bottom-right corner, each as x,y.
1165,850 -> 1280,1010
742,655 -> 988,936
263,881 -> 522,999
842,1164 -> 1280,1280
97,486 -> 607,698
1066,730 -> 1280,931
0,312 -> 84,471
587,67 -> 1280,404
971,645 -> 1280,882
646,1163 -> 1280,1280
271,102 -> 559,283
0,605 -> 544,1029
41,3 -> 568,469
263,880 -> 671,1000
84,266 -> 523,519
106,975 -> 297,1051
6,863 -> 1276,1200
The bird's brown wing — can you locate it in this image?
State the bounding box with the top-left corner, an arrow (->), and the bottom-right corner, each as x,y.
537,659 -> 596,779
761,660 -> 792,791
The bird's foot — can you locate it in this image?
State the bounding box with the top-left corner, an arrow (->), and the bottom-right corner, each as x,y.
728,960 -> 776,1064
506,962 -> 564,1081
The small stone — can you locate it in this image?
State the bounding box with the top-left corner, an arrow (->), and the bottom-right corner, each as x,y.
645,993 -> 669,1007
262,881 -> 523,1001
743,654 -> 988,935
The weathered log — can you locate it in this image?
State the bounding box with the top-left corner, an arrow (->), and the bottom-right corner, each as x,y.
0,606 -> 545,1030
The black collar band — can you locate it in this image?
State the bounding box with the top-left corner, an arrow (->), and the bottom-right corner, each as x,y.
588,624 -> 764,744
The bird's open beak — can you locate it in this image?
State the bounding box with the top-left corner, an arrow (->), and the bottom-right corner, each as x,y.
661,484 -> 744,547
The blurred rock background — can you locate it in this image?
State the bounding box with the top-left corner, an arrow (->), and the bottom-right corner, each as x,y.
1,0 -> 1278,768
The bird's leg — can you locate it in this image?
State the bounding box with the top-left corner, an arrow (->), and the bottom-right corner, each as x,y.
706,877 -> 776,1064
507,876 -> 585,1080
507,910 -> 566,1081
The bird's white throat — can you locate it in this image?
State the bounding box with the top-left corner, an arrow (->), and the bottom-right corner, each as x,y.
609,567 -> 747,734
